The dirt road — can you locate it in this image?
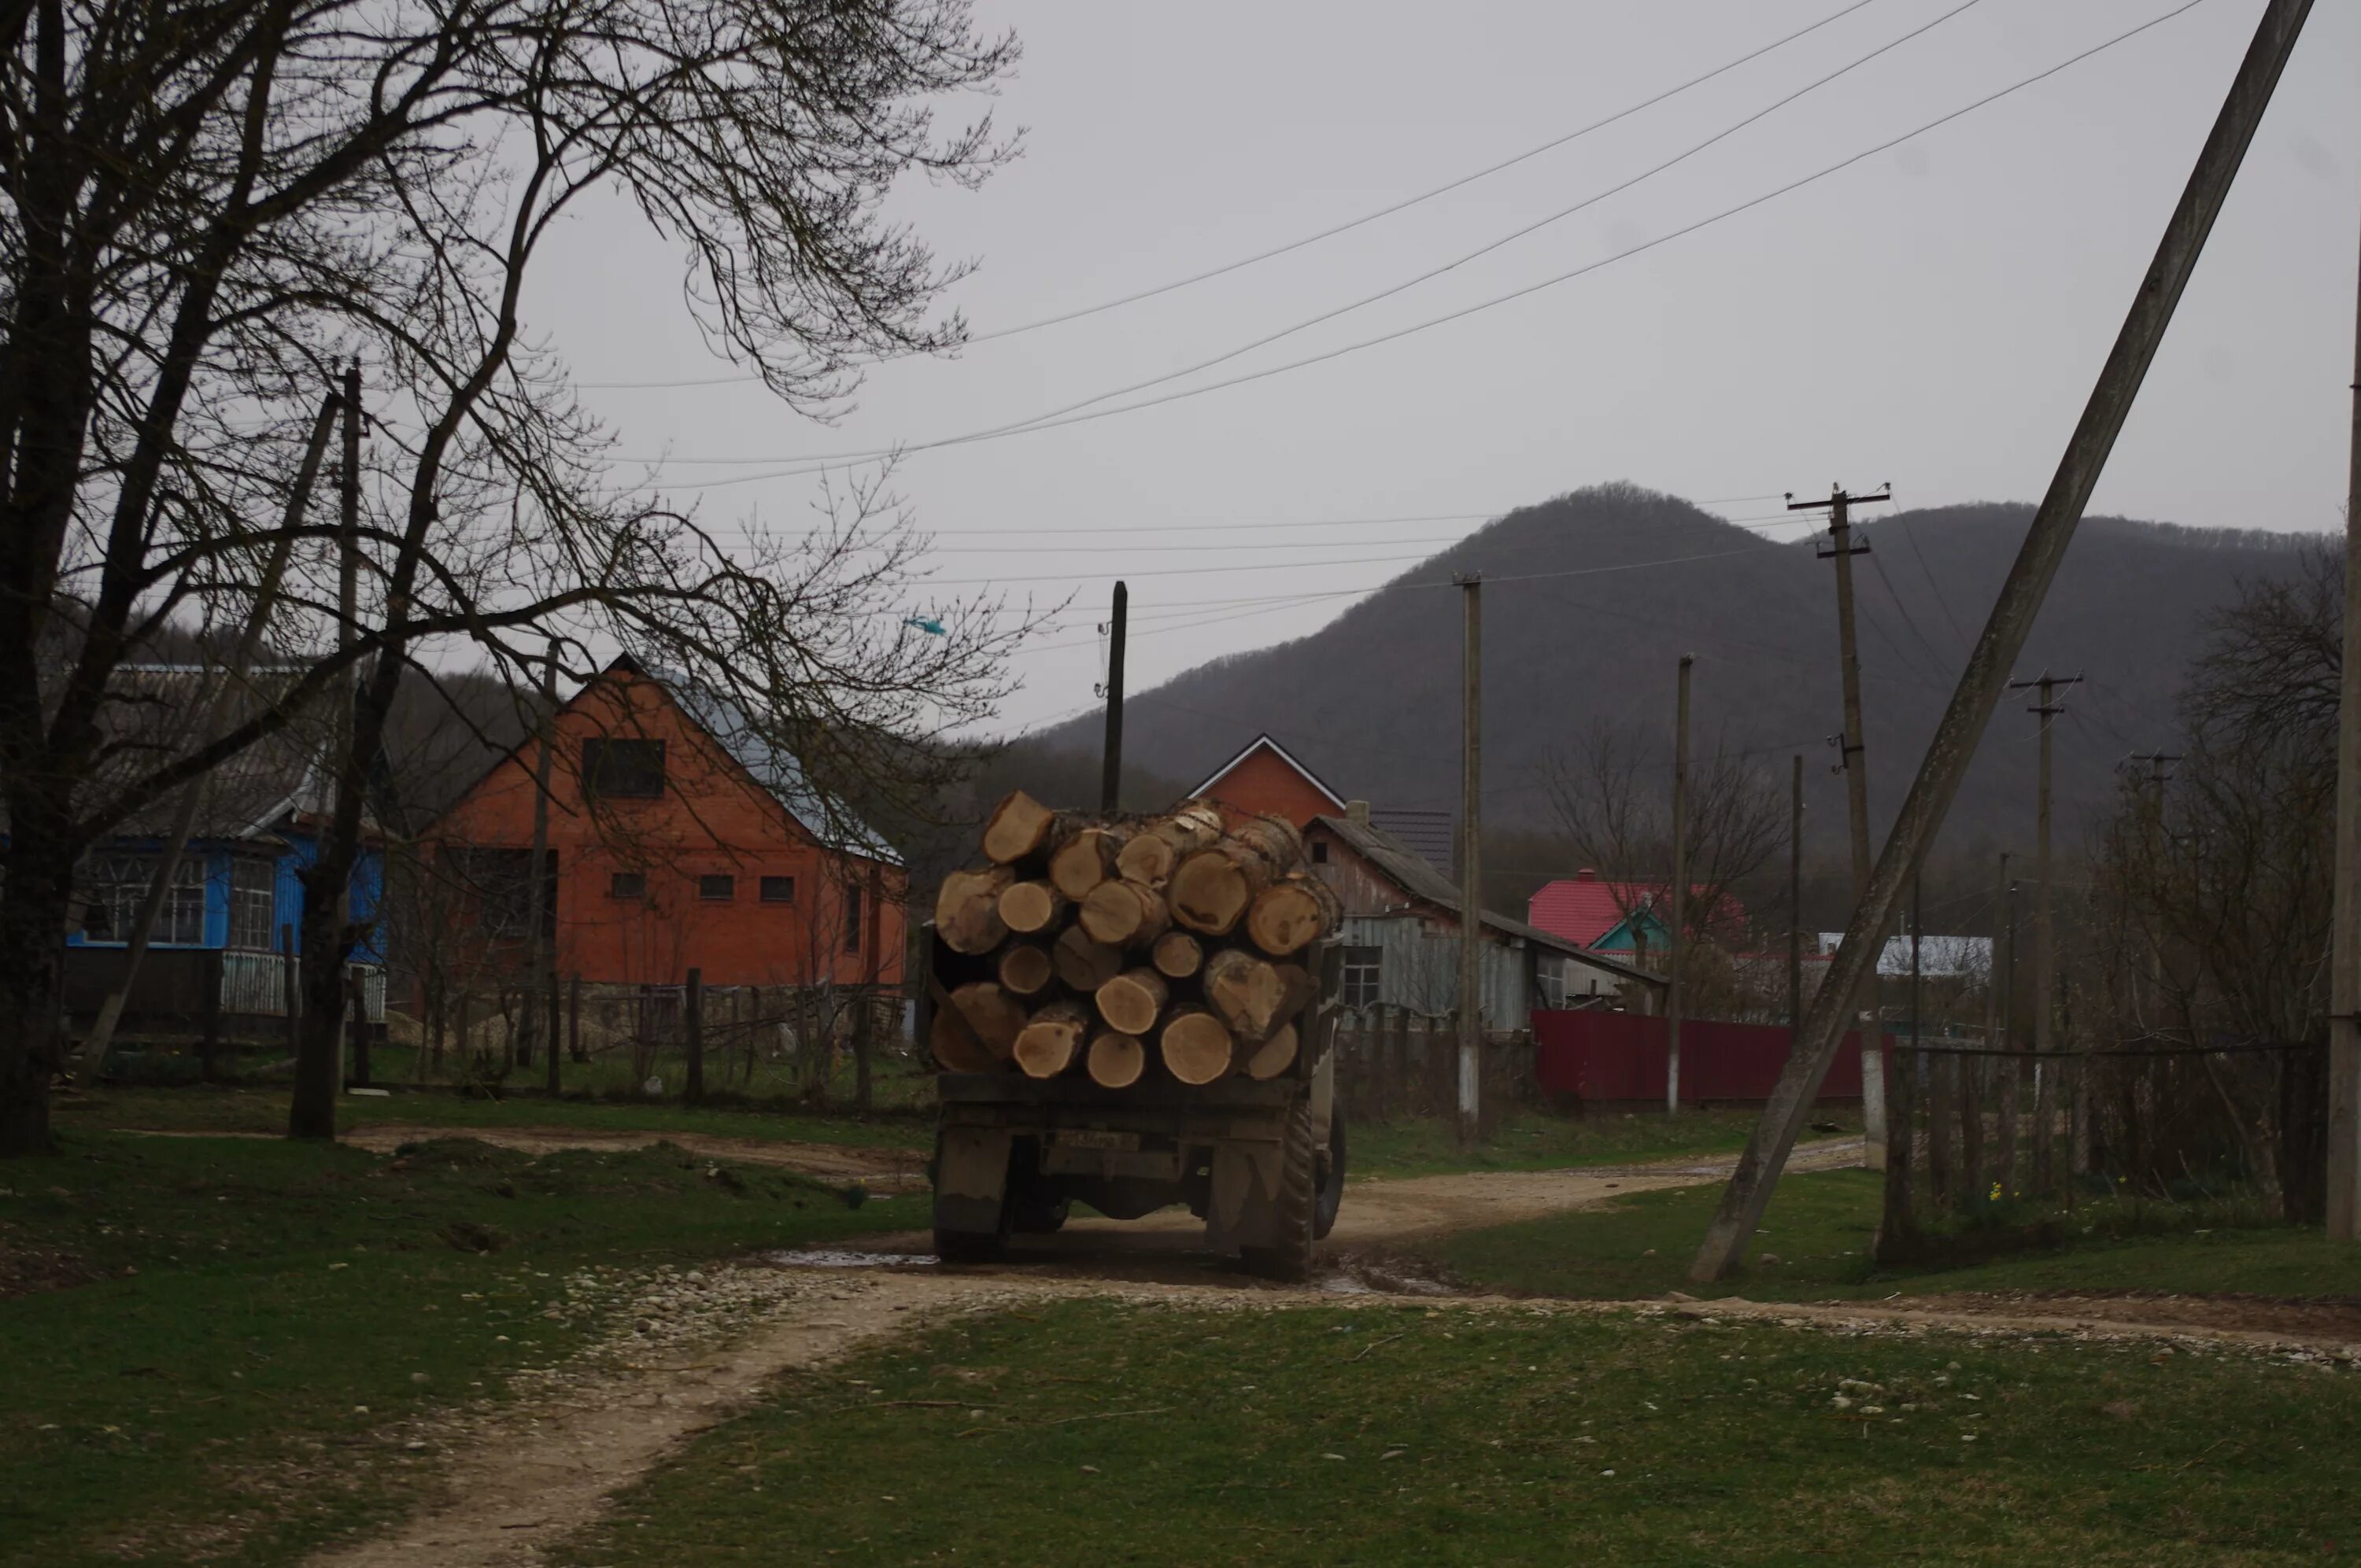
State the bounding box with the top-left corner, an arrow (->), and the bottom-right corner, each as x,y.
348,1124 -> 932,1192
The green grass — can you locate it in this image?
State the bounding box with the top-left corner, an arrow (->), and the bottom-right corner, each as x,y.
1425,1168 -> 2361,1304
0,1130 -> 926,1568
55,1080 -> 933,1149
552,1297 -> 2361,1566
1349,1108 -> 1854,1181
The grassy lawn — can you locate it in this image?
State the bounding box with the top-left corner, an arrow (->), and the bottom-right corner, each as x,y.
0,1130 -> 926,1568
1425,1168 -> 2361,1304
1350,1107 -> 1855,1181
552,1297 -> 2361,1566
54,1080 -> 933,1149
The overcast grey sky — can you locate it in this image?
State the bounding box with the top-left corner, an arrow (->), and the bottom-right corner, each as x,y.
532,0 -> 2359,736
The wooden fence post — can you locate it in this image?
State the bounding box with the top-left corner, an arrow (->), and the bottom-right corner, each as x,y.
280,923 -> 299,1061
567,973 -> 583,1064
199,950 -> 223,1082
684,968 -> 704,1105
348,968 -> 370,1088
853,988 -> 874,1112
544,966 -> 561,1095
452,988 -> 471,1083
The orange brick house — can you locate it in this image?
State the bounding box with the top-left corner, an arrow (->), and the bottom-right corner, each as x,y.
427,656 -> 903,990
1188,734 -> 1347,829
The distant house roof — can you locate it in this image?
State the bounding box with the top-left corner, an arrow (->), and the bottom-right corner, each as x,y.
87,664 -> 341,843
1818,932 -> 1990,979
1368,807 -> 1452,873
622,656 -> 901,866
1188,733 -> 1348,813
1529,871 -> 1746,948
1313,814 -> 1663,991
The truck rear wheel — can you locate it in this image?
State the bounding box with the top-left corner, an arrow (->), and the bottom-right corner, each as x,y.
1240,1098 -> 1318,1282
1314,1102 -> 1347,1241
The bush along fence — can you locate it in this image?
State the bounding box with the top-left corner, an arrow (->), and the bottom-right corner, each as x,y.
394,972 -> 914,1110
1328,1005 -> 1537,1136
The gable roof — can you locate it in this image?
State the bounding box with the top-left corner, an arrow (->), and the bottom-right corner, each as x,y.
1188,733 -> 1348,812
647,665 -> 900,865
1530,875 -> 1746,948
89,664 -> 345,843
1313,814 -> 1663,990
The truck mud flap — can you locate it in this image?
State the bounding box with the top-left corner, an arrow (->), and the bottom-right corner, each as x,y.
1203,1138 -> 1285,1254
934,1127 -> 1013,1237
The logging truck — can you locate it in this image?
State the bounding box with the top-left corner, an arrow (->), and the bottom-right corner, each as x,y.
921,792 -> 1348,1281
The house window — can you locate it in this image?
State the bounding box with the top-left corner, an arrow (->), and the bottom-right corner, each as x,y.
1340,944 -> 1382,1009
228,858 -> 276,950
1311,841 -> 1328,864
698,874 -> 735,902
582,737 -> 665,799
609,871 -> 646,899
83,854 -> 205,946
451,847 -> 556,939
760,876 -> 796,905
844,884 -> 863,951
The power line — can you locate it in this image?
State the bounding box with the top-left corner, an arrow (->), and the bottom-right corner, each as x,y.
574,1 -> 1897,389
634,0 -> 2217,492
614,0 -> 1986,465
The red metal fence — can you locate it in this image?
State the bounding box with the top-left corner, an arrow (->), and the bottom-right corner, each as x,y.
1532,1010 -> 1877,1106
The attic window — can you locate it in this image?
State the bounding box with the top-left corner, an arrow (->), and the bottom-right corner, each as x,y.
582,738 -> 665,799
1310,841 -> 1328,864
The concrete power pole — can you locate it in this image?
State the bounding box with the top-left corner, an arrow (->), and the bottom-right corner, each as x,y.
1668,653 -> 1694,1116
1690,0 -> 2314,1283
1795,481 -> 1893,1167
1457,573 -> 1483,1148
2330,194 -> 2361,1241
2009,670 -> 2082,1197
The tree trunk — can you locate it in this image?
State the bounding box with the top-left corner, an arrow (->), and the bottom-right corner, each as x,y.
1079,879 -> 1168,947
1094,967 -> 1168,1036
1159,1006 -> 1234,1086
1169,844 -> 1273,936
1052,925 -> 1123,991
1203,948 -> 1314,1044
0,823 -> 75,1156
290,862 -> 353,1140
1049,825 -> 1127,902
1246,874 -> 1340,957
1013,1000 -> 1089,1079
1151,929 -> 1203,980
997,879 -> 1066,936
1087,1030 -> 1146,1088
996,943 -> 1055,997
981,790 -> 1065,865
935,865 -> 1014,954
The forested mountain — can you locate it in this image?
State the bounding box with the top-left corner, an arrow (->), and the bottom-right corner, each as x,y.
1025,483 -> 2315,867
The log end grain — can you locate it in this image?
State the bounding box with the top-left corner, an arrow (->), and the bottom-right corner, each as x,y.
1086,1031 -> 1146,1089
1241,1021 -> 1299,1081
1160,1008 -> 1235,1087
996,943 -> 1055,997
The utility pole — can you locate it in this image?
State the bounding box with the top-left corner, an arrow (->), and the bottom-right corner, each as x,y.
523,639 -> 560,1084
1687,0 -> 2313,1283
1794,481 -> 1894,1166
1099,581 -> 1127,815
1999,873 -> 2020,1197
2010,670 -> 2082,1196
2330,187 -> 2361,1241
1875,869 -> 1923,1258
1788,753 -> 1804,1049
1457,573 -> 1483,1147
333,359 -> 362,1087
1667,653 -> 1694,1116
1982,849 -> 2008,1194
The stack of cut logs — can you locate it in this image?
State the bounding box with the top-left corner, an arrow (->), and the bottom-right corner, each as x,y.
929,791 -> 1341,1088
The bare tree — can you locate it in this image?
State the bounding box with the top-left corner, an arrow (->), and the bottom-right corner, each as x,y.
0,0 -> 1029,1154
1541,719 -> 1786,972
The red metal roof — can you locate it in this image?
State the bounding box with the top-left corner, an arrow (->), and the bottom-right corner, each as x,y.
1527,871 -> 1745,946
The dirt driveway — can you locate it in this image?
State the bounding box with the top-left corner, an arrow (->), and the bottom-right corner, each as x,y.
338,1123 -> 931,1193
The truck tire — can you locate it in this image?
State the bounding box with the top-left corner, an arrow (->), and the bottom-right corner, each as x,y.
1240,1097 -> 1318,1282
1314,1102 -> 1347,1241
1009,1190 -> 1070,1234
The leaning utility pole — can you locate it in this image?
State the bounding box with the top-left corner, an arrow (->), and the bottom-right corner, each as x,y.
1691,0 -> 2313,1283
1099,581 -> 1128,815
2010,670 -> 2082,1196
2330,187 -> 2361,1241
1795,481 -> 1893,1166
1457,573 -> 1483,1147
1667,653 -> 1694,1116
1788,754 -> 1805,1047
